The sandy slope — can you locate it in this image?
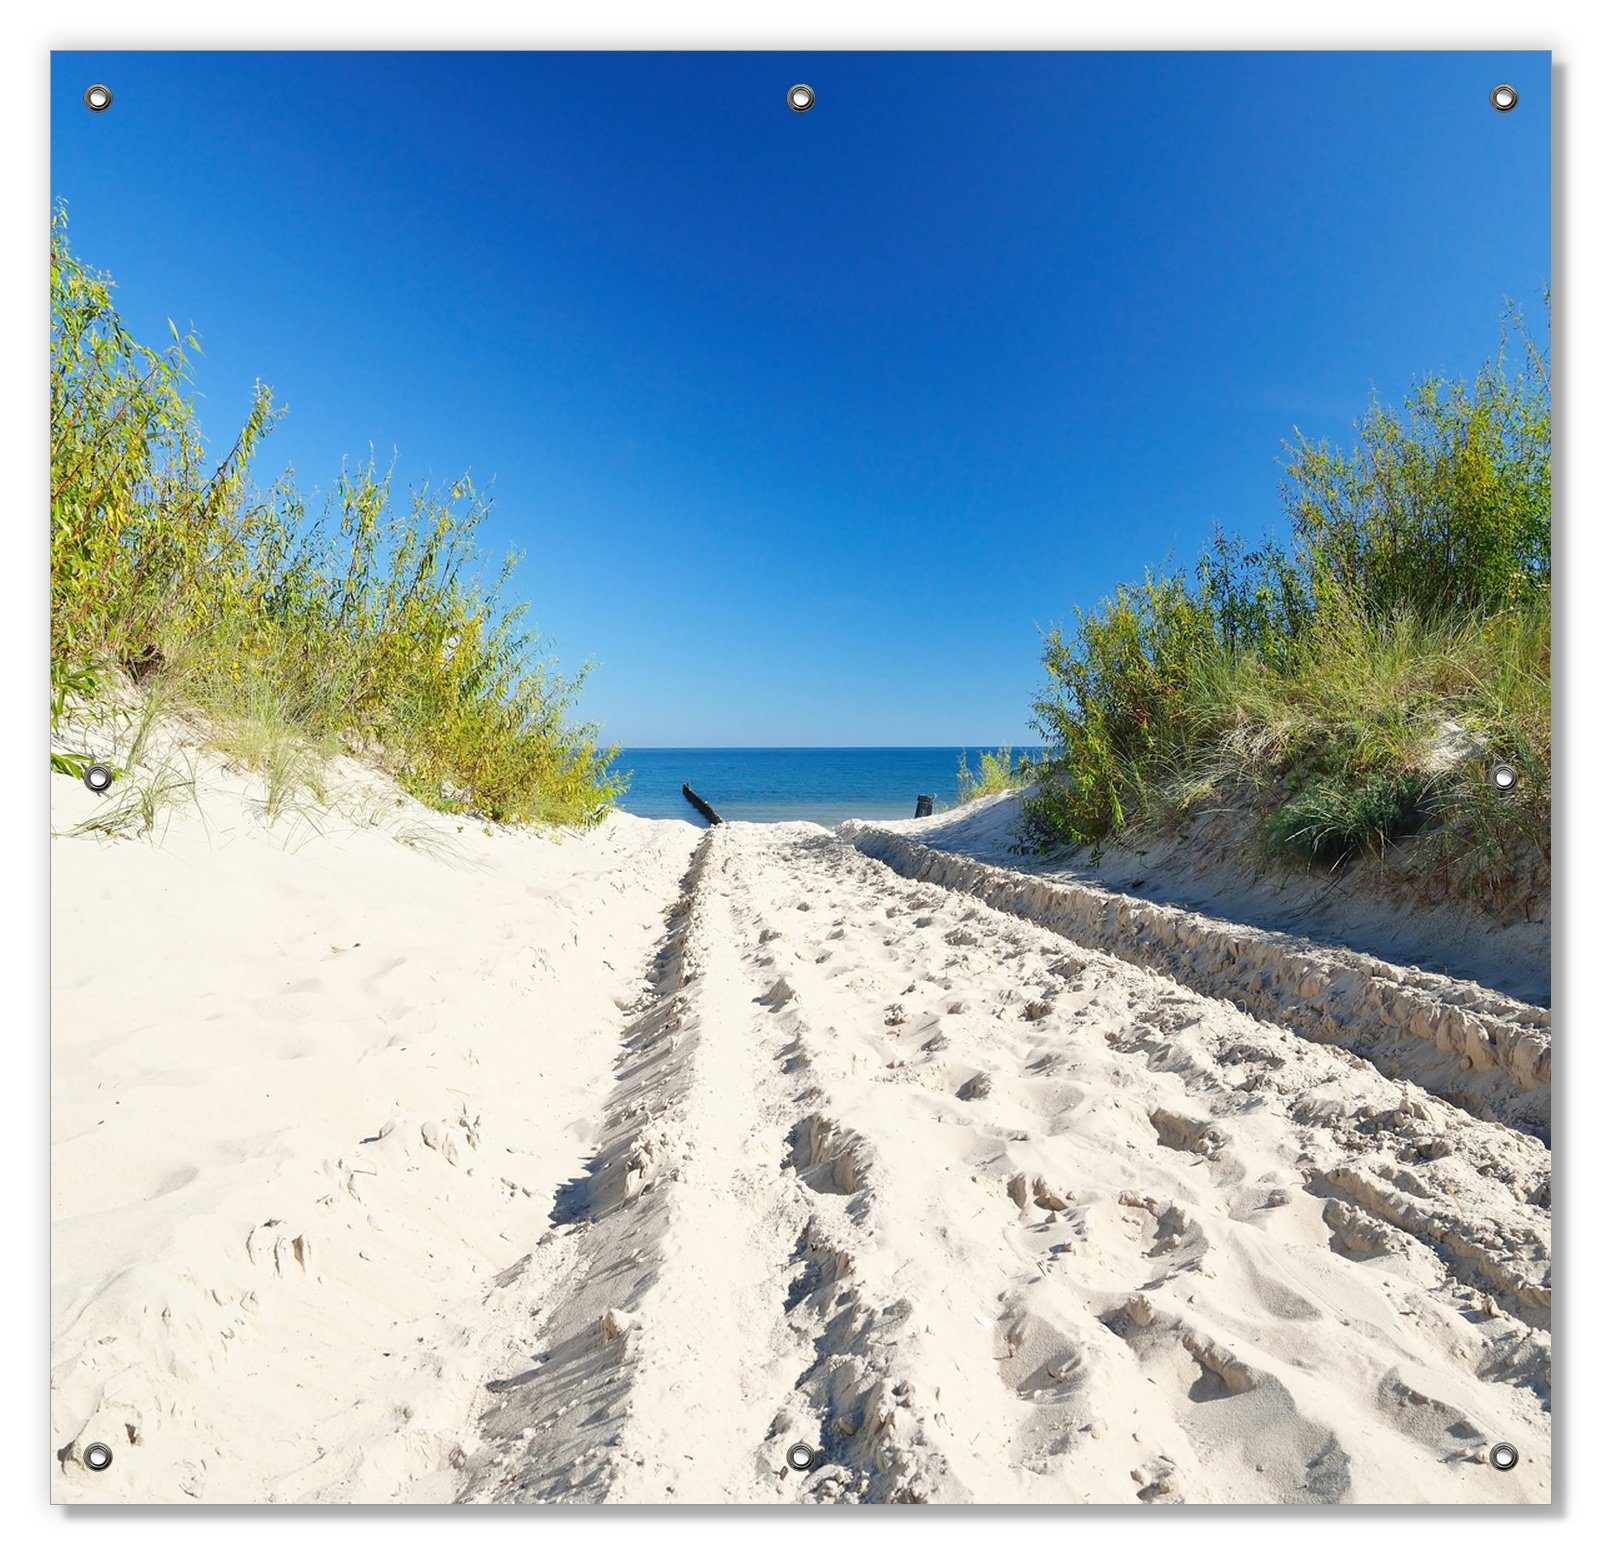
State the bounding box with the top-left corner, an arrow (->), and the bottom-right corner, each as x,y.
879,790 -> 1549,1006
51,763 -> 699,1502
51,772 -> 1550,1505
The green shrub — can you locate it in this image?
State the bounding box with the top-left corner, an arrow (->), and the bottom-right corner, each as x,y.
1263,772 -> 1434,868
50,212 -> 622,827
1282,322 -> 1550,620
1026,305 -> 1550,907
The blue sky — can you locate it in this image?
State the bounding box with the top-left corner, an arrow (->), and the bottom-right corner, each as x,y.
51,51 -> 1549,746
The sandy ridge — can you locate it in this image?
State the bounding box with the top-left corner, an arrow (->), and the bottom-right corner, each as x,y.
841,824 -> 1551,1140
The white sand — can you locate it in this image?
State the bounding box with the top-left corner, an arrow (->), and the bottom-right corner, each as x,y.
848,798 -> 1551,1140
51,754 -> 698,1502
51,756 -> 1551,1505
882,789 -> 1550,1006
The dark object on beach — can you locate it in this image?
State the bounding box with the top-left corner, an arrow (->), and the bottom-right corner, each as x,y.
682,782 -> 723,825
914,794 -> 935,818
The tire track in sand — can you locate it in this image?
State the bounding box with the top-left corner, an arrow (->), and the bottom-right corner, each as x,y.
458,823 -> 1550,1505
457,831 -> 821,1502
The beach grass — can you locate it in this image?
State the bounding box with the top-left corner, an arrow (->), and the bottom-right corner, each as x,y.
1025,306 -> 1551,907
954,746 -> 1030,806
50,212 -> 622,829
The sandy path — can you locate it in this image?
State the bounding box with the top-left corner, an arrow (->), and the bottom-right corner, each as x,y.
51,775 -> 701,1504
457,822 -> 1551,1505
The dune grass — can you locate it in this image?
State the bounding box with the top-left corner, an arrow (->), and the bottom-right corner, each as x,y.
50,213 -> 622,829
954,747 -> 1030,806
1026,306 -> 1550,908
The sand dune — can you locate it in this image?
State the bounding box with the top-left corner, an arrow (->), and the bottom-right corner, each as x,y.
51,767 -> 1550,1505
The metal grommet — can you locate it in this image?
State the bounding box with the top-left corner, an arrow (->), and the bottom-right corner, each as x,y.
1491,84 -> 1518,112
83,84 -> 113,112
83,1441 -> 113,1471
787,83 -> 815,113
83,763 -> 114,794
1489,762 -> 1518,794
785,1441 -> 818,1471
1489,1441 -> 1519,1471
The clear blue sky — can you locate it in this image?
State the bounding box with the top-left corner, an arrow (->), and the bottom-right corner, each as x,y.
51,51 -> 1549,747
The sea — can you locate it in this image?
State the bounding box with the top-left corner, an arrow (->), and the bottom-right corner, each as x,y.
615,748 -> 1030,826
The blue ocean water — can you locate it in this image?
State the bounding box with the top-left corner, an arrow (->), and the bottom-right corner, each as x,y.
615,748 -> 1027,826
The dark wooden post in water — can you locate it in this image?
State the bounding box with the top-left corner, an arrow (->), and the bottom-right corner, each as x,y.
914,794 -> 935,818
682,782 -> 724,825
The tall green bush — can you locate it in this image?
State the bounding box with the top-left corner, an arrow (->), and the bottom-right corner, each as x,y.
50,212 -> 622,827
1283,320 -> 1550,618
1027,308 -> 1550,904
